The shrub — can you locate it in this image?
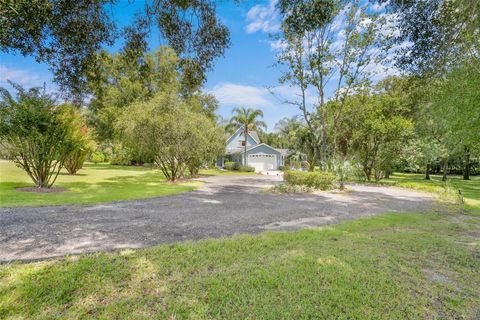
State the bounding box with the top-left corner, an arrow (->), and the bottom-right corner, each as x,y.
0,85 -> 77,188
284,170 -> 336,190
224,161 -> 241,170
239,165 -> 255,172
109,148 -> 133,166
224,161 -> 235,170
91,152 -> 105,163
63,107 -> 96,175
278,165 -> 290,171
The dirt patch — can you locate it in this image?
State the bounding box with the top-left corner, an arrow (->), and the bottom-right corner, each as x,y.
15,187 -> 67,193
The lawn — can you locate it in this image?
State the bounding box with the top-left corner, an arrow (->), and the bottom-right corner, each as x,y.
0,161 -> 200,207
0,212 -> 478,319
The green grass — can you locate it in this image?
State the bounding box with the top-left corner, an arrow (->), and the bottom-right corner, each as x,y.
0,160 -> 200,207
373,173 -> 480,214
198,168 -> 258,176
1,212 -> 479,319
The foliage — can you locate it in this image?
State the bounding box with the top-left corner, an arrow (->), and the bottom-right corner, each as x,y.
62,106 -> 96,175
90,152 -> 105,164
224,161 -> 240,171
239,165 -> 255,172
226,107 -> 267,166
386,0 -> 480,75
284,170 -> 336,190
0,84 -> 78,188
117,91 -> 224,182
275,0 -> 389,164
0,0 -> 230,97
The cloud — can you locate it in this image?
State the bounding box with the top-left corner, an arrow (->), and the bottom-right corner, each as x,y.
0,64 -> 45,88
245,0 -> 281,34
209,82 -> 317,110
209,82 -> 274,107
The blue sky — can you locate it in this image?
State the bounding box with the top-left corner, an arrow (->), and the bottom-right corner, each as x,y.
0,0 -> 395,131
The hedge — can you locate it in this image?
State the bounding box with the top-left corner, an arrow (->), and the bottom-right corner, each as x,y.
284,170 -> 336,190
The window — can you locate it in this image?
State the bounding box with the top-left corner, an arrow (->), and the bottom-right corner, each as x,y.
239,140 -> 246,146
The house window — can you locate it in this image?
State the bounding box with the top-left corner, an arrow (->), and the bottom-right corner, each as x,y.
240,140 -> 246,146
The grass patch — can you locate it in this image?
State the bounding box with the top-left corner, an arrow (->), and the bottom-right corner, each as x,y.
357,173 -> 480,214
0,212 -> 479,319
0,160 -> 200,207
198,168 -> 257,176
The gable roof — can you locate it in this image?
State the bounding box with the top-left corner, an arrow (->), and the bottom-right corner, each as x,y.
225,126 -> 260,145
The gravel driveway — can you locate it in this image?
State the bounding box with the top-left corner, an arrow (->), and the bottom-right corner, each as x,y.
0,174 -> 440,261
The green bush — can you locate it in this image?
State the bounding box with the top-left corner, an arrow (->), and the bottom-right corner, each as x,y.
278,165 -> 290,171
91,151 -> 105,164
239,165 -> 255,172
284,170 -> 336,190
224,161 -> 235,170
224,161 -> 241,170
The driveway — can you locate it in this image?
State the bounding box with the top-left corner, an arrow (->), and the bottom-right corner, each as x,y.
0,175 -> 440,261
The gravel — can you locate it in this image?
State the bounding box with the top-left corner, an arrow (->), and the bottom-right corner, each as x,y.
0,175 -> 441,261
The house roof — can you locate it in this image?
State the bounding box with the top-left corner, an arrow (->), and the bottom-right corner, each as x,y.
227,143 -> 282,155
226,126 -> 260,145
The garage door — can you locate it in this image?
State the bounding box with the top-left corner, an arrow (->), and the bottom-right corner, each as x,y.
248,154 -> 276,172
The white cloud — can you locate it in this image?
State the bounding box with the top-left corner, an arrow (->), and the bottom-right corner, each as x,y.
209,82 -> 317,110
245,0 -> 281,34
209,82 -> 274,107
371,2 -> 387,12
0,64 -> 45,88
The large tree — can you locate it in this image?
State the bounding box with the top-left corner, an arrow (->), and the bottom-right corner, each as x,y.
0,0 -> 230,97
274,0 -> 388,166
117,90 -> 224,181
226,107 -> 266,166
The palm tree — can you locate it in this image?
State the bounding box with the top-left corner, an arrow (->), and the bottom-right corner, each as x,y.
227,107 -> 266,166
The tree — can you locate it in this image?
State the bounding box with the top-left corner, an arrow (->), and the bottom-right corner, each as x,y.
87,46 -> 182,143
334,87 -> 413,181
274,0 -> 388,166
62,106 -> 96,175
0,0 -> 230,97
117,90 -> 224,182
385,0 -> 480,75
226,107 -> 266,166
0,84 -> 77,188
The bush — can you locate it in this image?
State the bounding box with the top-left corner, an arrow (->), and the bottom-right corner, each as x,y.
278,165 -> 290,171
224,161 -> 241,170
91,152 -> 105,164
284,170 -> 336,190
239,165 -> 255,172
0,86 -> 78,188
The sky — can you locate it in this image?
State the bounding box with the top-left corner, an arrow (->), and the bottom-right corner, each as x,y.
0,0 -> 396,131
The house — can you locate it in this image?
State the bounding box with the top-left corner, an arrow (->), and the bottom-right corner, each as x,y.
217,126 -> 288,172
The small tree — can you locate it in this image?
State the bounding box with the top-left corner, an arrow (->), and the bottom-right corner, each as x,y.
0,85 -> 76,188
117,91 -> 224,181
62,106 -> 96,175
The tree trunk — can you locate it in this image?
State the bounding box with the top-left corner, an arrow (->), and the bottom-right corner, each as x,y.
384,168 -> 391,179
442,158 -> 448,182
463,146 -> 470,180
425,163 -> 430,180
